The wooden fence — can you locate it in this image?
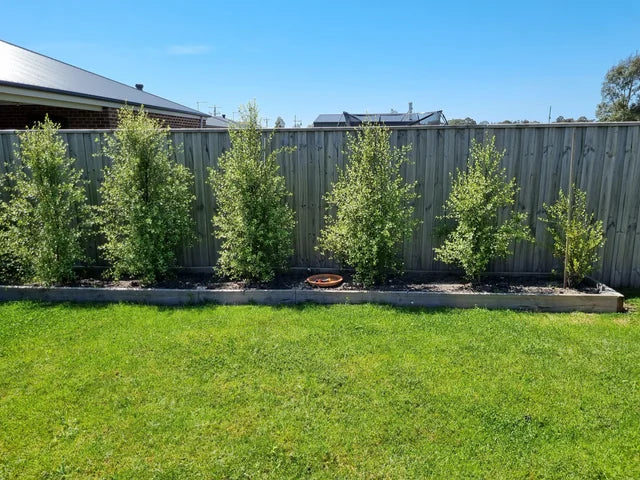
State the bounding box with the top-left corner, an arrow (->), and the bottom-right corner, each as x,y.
1,123 -> 639,287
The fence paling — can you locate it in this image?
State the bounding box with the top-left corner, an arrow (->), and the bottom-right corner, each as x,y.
1,124 -> 638,287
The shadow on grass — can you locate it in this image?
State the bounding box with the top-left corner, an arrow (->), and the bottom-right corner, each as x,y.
619,289 -> 640,312
620,289 -> 640,300
0,299 -> 460,316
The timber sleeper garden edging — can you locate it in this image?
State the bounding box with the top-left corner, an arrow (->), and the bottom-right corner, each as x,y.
0,281 -> 624,312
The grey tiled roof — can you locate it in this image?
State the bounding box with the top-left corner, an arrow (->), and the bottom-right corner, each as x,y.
0,40 -> 207,117
206,116 -> 235,128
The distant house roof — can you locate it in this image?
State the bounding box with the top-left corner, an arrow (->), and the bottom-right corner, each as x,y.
205,115 -> 236,128
314,111 -> 443,127
0,39 -> 208,118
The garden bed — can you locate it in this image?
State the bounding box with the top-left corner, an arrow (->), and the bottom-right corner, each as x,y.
0,272 -> 624,312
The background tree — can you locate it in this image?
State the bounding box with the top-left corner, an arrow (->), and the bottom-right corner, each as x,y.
494,120 -> 539,124
209,101 -> 295,283
555,117 -> 592,123
448,117 -> 477,126
274,116 -> 286,128
596,54 -> 640,121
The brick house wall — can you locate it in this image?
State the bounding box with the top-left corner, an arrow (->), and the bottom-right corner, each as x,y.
0,105 -> 203,129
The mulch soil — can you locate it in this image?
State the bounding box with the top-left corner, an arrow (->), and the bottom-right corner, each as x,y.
59,270 -> 602,295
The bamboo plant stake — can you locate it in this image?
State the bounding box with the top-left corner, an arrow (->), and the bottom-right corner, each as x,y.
564,128 -> 576,289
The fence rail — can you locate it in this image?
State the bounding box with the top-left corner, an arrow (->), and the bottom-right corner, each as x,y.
1,124 -> 639,287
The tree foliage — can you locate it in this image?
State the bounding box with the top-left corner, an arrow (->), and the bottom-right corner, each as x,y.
317,123 -> 420,286
540,186 -> 605,287
209,101 -> 296,283
556,116 -> 592,123
448,117 -> 477,126
596,54 -> 640,121
434,137 -> 532,281
97,107 -> 195,284
0,116 -> 89,284
449,117 -> 476,126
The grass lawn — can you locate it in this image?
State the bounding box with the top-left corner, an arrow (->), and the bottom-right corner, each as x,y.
1,298 -> 639,479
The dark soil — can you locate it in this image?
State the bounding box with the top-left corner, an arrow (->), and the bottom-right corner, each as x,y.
56,270 -> 603,295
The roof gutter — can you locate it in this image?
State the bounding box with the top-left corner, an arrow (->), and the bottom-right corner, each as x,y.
0,80 -> 210,118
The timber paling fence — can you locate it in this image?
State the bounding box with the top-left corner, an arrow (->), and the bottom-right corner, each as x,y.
1,123 -> 639,288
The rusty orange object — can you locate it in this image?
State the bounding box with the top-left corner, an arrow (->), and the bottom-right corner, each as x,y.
306,273 -> 343,288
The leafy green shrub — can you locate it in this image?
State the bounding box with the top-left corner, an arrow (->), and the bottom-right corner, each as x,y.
317,123 -> 420,286
0,116 -> 89,284
434,137 -> 532,281
540,186 -> 605,287
97,107 -> 195,284
0,173 -> 23,284
208,101 -> 295,283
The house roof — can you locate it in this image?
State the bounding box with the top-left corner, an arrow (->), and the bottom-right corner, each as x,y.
206,115 -> 235,128
314,111 -> 442,126
0,39 -> 207,118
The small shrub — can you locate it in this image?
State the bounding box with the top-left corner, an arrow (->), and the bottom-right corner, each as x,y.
434,137 -> 532,282
97,107 -> 195,284
0,116 -> 89,284
317,123 -> 420,286
208,101 -> 295,283
540,186 -> 605,287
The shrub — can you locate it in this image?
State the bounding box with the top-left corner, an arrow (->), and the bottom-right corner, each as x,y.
317,123 -> 420,286
97,107 -> 195,284
540,186 -> 605,287
434,137 -> 532,282
0,116 -> 89,284
0,174 -> 23,284
208,101 -> 295,283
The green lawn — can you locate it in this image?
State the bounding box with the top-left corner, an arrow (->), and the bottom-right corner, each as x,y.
1,299 -> 639,479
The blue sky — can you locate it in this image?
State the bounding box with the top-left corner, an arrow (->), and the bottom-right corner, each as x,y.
2,0 -> 639,125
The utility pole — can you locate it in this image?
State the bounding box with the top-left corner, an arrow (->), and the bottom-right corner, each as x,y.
293,115 -> 302,128
263,118 -> 270,128
209,105 -> 222,116
548,105 -> 552,124
196,101 -> 208,112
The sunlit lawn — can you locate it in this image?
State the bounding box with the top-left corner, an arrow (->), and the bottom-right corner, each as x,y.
1,297 -> 639,478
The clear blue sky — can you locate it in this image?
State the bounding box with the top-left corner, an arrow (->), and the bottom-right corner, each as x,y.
3,0 -> 639,125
